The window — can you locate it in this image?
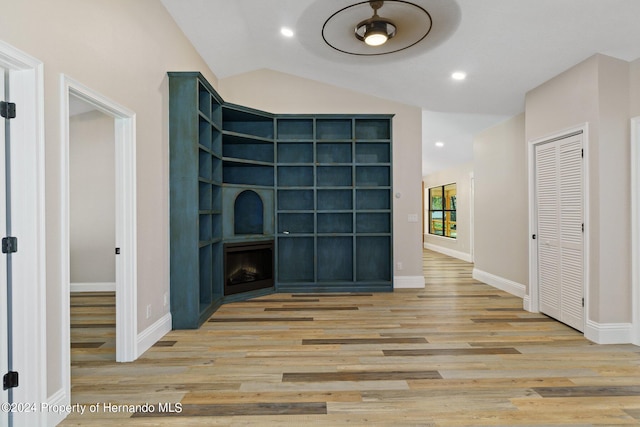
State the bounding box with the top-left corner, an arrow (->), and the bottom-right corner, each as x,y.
428,183 -> 456,238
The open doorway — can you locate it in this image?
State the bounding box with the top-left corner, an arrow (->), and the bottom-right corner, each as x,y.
60,75 -> 138,408
68,96 -> 117,361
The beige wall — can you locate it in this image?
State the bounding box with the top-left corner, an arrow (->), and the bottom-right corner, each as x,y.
473,114 -> 528,286
423,162 -> 473,260
0,0 -> 217,398
219,69 -> 424,281
632,58 -> 640,117
525,54 -> 631,324
70,110 -> 115,284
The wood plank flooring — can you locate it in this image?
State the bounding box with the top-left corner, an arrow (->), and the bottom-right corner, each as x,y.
62,250 -> 640,426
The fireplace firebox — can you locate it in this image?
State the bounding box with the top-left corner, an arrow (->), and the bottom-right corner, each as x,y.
223,240 -> 274,295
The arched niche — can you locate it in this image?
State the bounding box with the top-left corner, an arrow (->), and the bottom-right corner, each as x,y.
234,190 -> 264,235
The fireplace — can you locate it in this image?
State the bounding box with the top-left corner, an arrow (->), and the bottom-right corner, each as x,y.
223,240 -> 274,295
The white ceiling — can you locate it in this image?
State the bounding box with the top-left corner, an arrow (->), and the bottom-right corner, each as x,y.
161,0 -> 640,175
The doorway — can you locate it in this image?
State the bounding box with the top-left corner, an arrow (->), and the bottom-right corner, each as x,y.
68,96 -> 117,362
529,127 -> 586,332
60,76 -> 138,398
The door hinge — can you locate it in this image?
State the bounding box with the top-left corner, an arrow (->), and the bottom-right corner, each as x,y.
0,101 -> 16,119
581,149 -> 584,158
582,223 -> 584,233
582,298 -> 585,307
3,371 -> 18,390
532,234 -> 536,240
115,247 -> 120,255
1,236 -> 17,254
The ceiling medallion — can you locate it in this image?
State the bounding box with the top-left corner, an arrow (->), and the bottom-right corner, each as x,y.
322,0 -> 432,56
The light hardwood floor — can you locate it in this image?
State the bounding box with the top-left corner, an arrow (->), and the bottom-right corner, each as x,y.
63,250 -> 640,426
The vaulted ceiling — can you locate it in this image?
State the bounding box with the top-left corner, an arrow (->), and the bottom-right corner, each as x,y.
161,0 -> 640,174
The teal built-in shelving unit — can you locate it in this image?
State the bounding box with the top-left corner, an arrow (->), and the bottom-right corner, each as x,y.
168,72 -> 393,329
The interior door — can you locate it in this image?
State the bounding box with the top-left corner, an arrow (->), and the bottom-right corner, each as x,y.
535,133 -> 584,331
0,65 -> 9,427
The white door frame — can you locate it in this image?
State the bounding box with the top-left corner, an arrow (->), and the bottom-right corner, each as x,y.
0,40 -> 46,426
60,75 -> 138,389
527,123 -> 589,327
631,116 -> 640,345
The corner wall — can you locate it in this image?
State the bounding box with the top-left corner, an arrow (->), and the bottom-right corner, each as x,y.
219,69 -> 424,287
525,54 -> 632,329
472,114 -> 528,295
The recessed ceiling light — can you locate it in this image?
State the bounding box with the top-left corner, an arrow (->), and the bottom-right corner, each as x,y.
435,141 -> 445,148
280,27 -> 294,37
451,71 -> 466,80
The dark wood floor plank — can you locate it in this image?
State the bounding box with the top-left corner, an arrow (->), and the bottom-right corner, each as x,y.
282,371 -> 442,382
132,402 -> 327,417
383,348 -> 521,356
534,386 -> 640,398
303,337 -> 427,345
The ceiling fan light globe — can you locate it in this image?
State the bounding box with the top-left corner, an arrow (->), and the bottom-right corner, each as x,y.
365,31 -> 388,46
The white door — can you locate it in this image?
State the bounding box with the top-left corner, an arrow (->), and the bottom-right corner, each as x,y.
535,133 -> 584,331
0,65 -> 8,427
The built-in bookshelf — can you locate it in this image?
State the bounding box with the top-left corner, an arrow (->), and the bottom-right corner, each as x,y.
275,116 -> 393,292
169,72 -> 393,329
168,72 -> 224,328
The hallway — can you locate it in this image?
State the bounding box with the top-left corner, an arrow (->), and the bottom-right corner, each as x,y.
63,250 -> 640,425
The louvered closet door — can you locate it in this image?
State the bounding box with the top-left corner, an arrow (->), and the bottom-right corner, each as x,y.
535,133 -> 584,332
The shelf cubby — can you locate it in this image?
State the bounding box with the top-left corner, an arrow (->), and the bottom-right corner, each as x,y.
278,237 -> 314,282
278,166 -> 314,187
356,189 -> 390,210
317,213 -> 353,233
356,212 -> 391,233
222,133 -> 274,163
199,117 -> 212,150
199,214 -> 212,242
278,189 -> 314,211
317,143 -> 352,163
278,213 -> 314,234
356,143 -> 390,163
277,118 -> 313,140
199,182 -> 212,210
199,150 -> 212,179
223,106 -> 274,139
355,118 -> 391,140
223,161 -> 274,186
277,142 -> 313,163
317,189 -> 352,211
199,245 -> 213,305
356,236 -> 391,281
316,118 -> 352,140
317,166 -> 352,187
317,237 -> 353,281
356,166 -> 390,187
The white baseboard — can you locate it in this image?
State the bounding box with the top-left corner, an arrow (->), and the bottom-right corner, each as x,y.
394,275 -> 425,289
423,242 -> 472,263
584,320 -> 633,344
472,268 -> 526,298
136,312 -> 172,358
70,282 -> 116,292
46,387 -> 68,426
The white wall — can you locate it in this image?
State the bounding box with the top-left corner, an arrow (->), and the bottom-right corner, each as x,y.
69,110 -> 115,284
423,161 -> 473,262
473,114 -> 528,288
0,0 -> 218,400
525,54 -> 631,325
219,69 -> 424,286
